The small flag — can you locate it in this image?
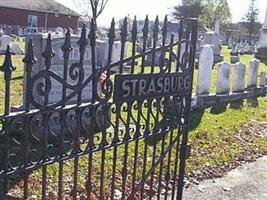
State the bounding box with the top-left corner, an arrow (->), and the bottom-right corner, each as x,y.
98,72 -> 107,83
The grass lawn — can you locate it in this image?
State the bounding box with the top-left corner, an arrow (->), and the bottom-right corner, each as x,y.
0,42 -> 267,199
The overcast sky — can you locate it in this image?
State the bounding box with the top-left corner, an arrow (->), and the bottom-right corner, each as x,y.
55,0 -> 267,26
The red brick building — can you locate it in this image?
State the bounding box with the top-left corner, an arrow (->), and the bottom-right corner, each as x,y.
0,0 -> 80,34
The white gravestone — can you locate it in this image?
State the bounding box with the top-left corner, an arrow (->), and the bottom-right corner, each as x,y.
230,56 -> 239,64
0,35 -> 12,53
18,28 -> 23,36
202,31 -> 223,62
216,62 -> 231,94
196,45 -> 214,95
230,43 -> 238,56
55,27 -> 64,34
49,36 -> 93,103
232,62 -> 246,92
228,37 -> 233,49
259,72 -> 267,87
247,59 -> 259,87
0,35 -> 24,55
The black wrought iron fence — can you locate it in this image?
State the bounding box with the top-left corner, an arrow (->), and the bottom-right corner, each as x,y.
0,15 -> 197,200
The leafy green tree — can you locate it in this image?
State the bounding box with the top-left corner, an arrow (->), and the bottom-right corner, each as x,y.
173,0 -> 232,29
200,0 -> 232,28
242,0 -> 261,42
172,0 -> 204,19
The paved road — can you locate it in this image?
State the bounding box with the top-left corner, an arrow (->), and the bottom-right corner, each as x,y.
182,156 -> 267,200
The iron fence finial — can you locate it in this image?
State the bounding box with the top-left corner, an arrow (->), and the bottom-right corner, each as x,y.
42,33 -> 55,57
1,45 -> 16,80
78,24 -> 88,52
23,39 -> 37,70
131,16 -> 137,41
162,15 -> 168,33
61,28 -> 73,55
120,17 -> 128,43
143,15 -> 149,37
153,15 -> 160,37
108,18 -> 116,45
89,19 -> 96,46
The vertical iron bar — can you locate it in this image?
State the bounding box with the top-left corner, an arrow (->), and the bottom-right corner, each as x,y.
139,15 -> 150,199
121,102 -> 132,199
107,18 -> 115,77
87,19 -> 97,200
1,45 -> 15,194
141,16 -> 149,73
99,148 -> 106,199
164,130 -> 174,200
156,132 -> 166,200
99,19 -> 115,200
131,101 -> 141,195
176,18 -> 184,72
22,39 -> 36,199
148,16 -> 159,200
131,16 -> 137,74
58,28 -> 72,200
162,16 -> 168,47
72,24 -> 88,200
120,17 -> 131,198
140,136 -> 148,199
171,129 -> 181,200
110,105 -> 120,200
150,16 -> 159,73
156,16 -> 168,200
41,33 -> 55,200
111,17 -> 128,200
177,19 -> 198,200
119,17 -> 128,73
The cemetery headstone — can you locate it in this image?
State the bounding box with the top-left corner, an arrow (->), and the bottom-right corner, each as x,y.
211,61 -> 231,113
244,43 -> 251,54
247,59 -> 260,107
10,42 -> 24,55
230,56 -> 239,64
24,28 -> 28,35
228,37 -> 233,49
196,45 -> 214,95
216,62 -> 231,94
202,31 -> 223,63
0,35 -> 12,54
247,59 -> 259,87
232,63 -> 246,92
24,33 -> 125,105
55,27 -> 64,34
18,27 -> 23,36
230,43 -> 238,56
5,26 -> 12,35
239,45 -> 245,55
231,62 -> 246,108
259,72 -> 267,87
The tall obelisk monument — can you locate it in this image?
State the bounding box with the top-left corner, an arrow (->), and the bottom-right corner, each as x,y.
256,7 -> 267,59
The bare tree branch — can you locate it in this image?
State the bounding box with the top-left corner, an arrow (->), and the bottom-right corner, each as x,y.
73,0 -> 109,25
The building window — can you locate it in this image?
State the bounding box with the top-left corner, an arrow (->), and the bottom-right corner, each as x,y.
28,15 -> 38,28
